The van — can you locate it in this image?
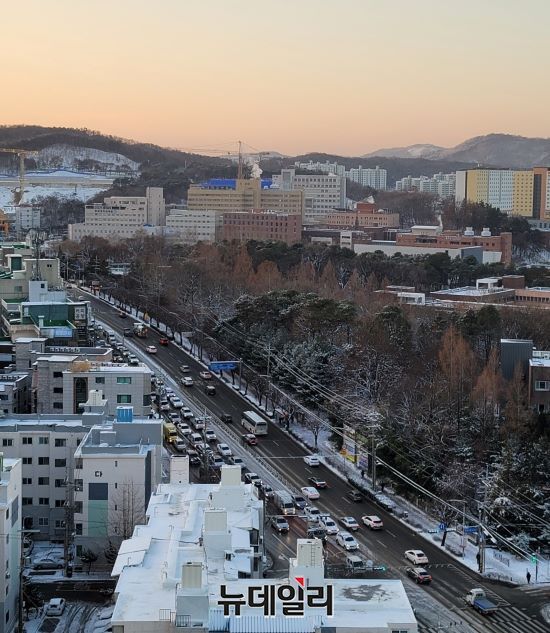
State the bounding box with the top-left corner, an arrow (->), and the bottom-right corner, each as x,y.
274,490 -> 296,515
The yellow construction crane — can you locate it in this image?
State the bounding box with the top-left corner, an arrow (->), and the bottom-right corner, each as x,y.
0,148 -> 39,204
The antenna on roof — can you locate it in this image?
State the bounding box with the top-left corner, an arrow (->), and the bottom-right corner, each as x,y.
29,229 -> 46,281
237,140 -> 243,180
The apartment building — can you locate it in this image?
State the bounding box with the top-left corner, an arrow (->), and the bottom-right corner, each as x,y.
0,370 -> 32,414
222,210 -> 302,244
68,187 -> 166,241
166,208 -> 224,244
271,169 -> 346,223
34,354 -> 152,416
320,200 -> 400,229
395,173 -> 455,197
533,167 -> 550,219
0,456 -> 21,633
73,408 -> 162,553
346,165 -> 387,190
13,205 -> 41,233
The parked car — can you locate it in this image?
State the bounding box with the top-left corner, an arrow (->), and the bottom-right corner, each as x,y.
217,443 -> 232,457
181,407 -> 194,419
339,516 -> 360,531
146,345 -> 157,354
308,476 -> 327,489
407,567 -> 432,584
241,433 -> 257,446
405,550 -> 429,566
33,556 -> 63,570
301,486 -> 320,500
303,455 -> 320,467
220,413 -> 233,423
336,531 -> 359,551
347,489 -> 363,502
45,598 -> 66,616
204,429 -> 217,442
181,377 -> 194,387
319,515 -> 339,535
199,370 -> 213,380
362,515 -> 384,530
271,516 -> 290,533
205,385 -> 216,396
293,495 -> 307,510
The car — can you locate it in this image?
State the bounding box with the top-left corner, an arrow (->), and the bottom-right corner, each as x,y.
128,355 -> 139,366
192,417 -> 206,431
405,550 -> 429,566
319,515 -> 339,535
178,423 -> 191,436
209,455 -> 225,469
336,531 -> 359,551
217,443 -> 232,457
159,337 -> 169,345
33,556 -> 63,570
123,328 -> 133,337
300,486 -> 320,500
181,407 -> 194,419
229,455 -> 245,469
406,567 -> 432,584
167,412 -> 180,423
159,400 -> 170,412
260,483 -> 274,499
45,598 -> 66,616
170,397 -> 184,409
118,311 -> 127,319
181,377 -> 194,387
305,506 -> 321,522
304,455 -> 320,467
271,516 -> 290,533
189,432 -> 203,446
165,388 -> 175,397
308,476 -> 327,489
244,472 -> 261,485
199,370 -> 213,380
204,429 -> 217,442
347,489 -> 363,502
220,413 -> 233,423
187,449 -> 201,467
146,345 -> 157,354
241,433 -> 257,446
339,516 -> 360,531
293,495 -> 307,510
307,526 -> 328,541
362,515 -> 384,530
180,365 -> 190,373
174,438 -> 186,452
205,385 -> 216,395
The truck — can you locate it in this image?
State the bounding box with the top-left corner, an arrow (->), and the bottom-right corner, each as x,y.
163,421 -> 178,445
274,490 -> 296,516
133,323 -> 148,338
465,588 -> 498,616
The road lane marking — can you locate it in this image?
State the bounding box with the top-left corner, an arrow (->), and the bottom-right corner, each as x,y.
386,529 -> 397,538
375,539 -> 388,549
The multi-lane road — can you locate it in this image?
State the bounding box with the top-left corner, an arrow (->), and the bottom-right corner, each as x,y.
82,291 -> 550,633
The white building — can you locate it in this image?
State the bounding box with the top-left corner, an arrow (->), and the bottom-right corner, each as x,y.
0,456 -> 21,633
68,187 -> 166,241
111,469 -> 417,632
14,205 -> 41,234
0,370 -> 32,414
347,165 -> 387,190
294,160 -> 346,177
395,173 -> 455,197
73,407 -> 163,554
272,169 -> 347,223
166,208 -> 224,244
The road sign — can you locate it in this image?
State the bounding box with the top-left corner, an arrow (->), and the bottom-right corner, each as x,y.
373,565 -> 387,572
464,526 -> 478,534
209,361 -> 238,372
439,522 -> 447,531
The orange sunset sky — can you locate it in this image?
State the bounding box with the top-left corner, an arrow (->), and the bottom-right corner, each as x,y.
2,0 -> 549,156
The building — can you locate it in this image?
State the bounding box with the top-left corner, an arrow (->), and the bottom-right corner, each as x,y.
166,208 -> 224,244
395,173 -> 455,197
34,354 -> 152,416
454,168 -> 550,217
430,278 -> 517,304
187,179 -> 304,219
111,470 -> 417,632
0,456 -> 21,633
272,169 -> 347,223
0,369 -> 32,414
222,210 -> 302,245
346,165 -> 387,190
68,187 -> 166,241
320,200 -> 400,230
293,159 -> 346,177
5,205 -> 42,235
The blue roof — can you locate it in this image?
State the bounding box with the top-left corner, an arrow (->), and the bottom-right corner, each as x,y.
200,178 -> 273,190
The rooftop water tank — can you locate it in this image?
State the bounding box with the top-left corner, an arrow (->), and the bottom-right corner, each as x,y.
481,227 -> 492,237
464,227 -> 475,236
116,406 -> 133,423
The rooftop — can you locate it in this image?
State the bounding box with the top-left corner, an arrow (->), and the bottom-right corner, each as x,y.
431,286 -> 512,297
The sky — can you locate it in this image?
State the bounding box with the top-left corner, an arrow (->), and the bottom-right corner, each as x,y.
2,0 -> 549,156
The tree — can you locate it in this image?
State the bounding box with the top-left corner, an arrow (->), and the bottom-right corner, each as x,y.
80,548 -> 98,575
109,481 -> 145,540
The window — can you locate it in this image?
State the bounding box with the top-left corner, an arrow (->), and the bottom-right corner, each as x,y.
75,501 -> 83,513
2,439 -> 12,447
55,520 -> 65,529
95,377 -> 105,384
55,438 -> 66,448
55,479 -> 65,488
55,499 -> 65,508
53,402 -> 63,410
38,457 -> 49,466
117,377 -> 132,384
38,477 -> 49,485
38,517 -> 49,527
38,498 -> 49,505
54,458 -> 66,468
535,381 -> 550,391
53,371 -> 63,378
53,387 -> 63,394
22,437 -> 32,445
117,394 -> 131,404
75,523 -> 82,536
22,498 -> 32,506
22,478 -> 32,485
23,457 -> 32,465
39,436 -> 49,445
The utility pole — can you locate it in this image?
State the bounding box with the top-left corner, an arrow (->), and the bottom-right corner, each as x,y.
371,435 -> 377,491
63,478 -> 75,577
201,407 -> 211,484
18,529 -> 40,633
238,358 -> 243,393
478,466 -> 489,574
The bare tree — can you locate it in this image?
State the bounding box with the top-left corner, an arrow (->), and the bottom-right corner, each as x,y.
109,481 -> 145,540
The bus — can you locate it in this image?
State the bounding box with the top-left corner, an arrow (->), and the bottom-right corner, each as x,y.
241,411 -> 268,436
163,421 -> 178,444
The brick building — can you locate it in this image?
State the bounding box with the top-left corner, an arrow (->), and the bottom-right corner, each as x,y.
222,210 -> 302,244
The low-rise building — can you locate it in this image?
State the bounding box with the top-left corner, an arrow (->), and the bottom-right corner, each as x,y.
0,455 -> 21,633
0,369 -> 32,414
222,210 -> 302,245
166,208 -> 224,244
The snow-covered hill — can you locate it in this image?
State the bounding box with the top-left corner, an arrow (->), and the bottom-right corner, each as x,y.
33,144 -> 140,174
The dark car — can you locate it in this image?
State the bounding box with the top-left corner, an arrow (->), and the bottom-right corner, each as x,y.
271,516 -> 290,533
406,567 -> 432,584
205,385 -> 216,396
347,489 -> 363,502
220,414 -> 233,423
123,328 -> 134,337
308,476 -> 327,489
293,495 -> 307,510
159,337 -> 169,345
307,526 -> 328,541
242,434 -> 257,446
118,311 -> 127,318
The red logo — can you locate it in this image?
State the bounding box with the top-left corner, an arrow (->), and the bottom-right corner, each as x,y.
294,577 -> 305,588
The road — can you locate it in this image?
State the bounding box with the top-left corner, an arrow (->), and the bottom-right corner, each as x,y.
83,292 -> 550,633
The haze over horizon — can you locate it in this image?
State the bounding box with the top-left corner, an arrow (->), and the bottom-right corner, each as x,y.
2,0 -> 549,156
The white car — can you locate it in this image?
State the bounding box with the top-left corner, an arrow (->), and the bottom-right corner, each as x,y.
301,486 -> 320,500
339,516 -> 360,531
159,400 -> 170,412
217,443 -> 232,457
181,407 -> 194,419
304,455 -> 320,467
170,397 -> 184,409
178,422 -> 191,436
45,598 -> 66,616
204,429 -> 217,442
181,377 -> 194,387
336,531 -> 359,551
165,388 -> 175,397
305,506 -> 322,522
319,515 -> 339,535
405,550 -> 429,566
146,345 -> 157,354
362,515 -> 384,530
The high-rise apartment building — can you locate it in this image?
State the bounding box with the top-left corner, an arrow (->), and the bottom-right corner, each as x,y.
533,167 -> 550,219
395,173 -> 455,197
346,165 -> 387,190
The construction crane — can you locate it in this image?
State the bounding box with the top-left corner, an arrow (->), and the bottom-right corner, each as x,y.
0,148 -> 39,204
